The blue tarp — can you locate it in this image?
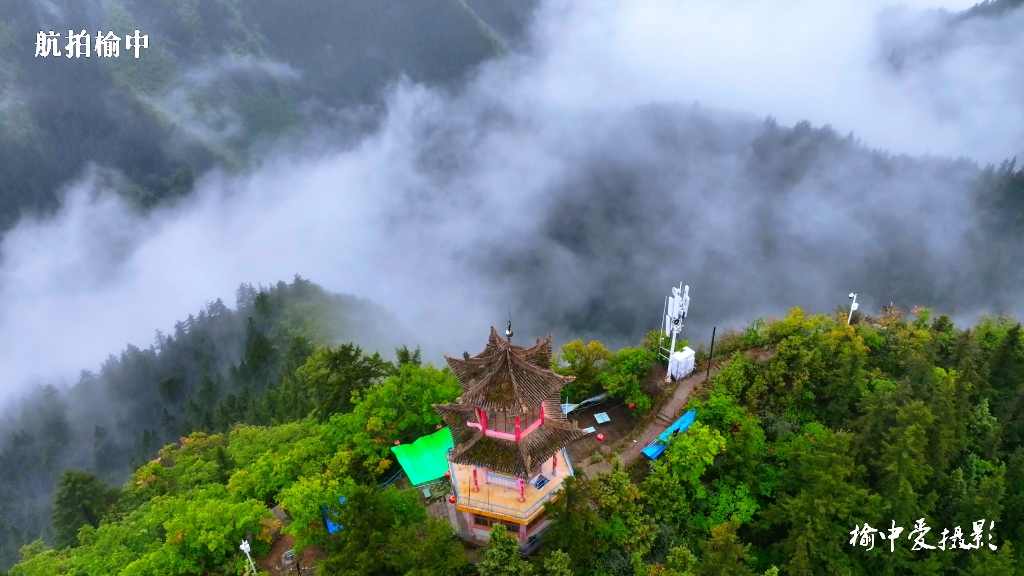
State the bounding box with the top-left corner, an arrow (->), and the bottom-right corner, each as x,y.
642,410 -> 697,459
322,497 -> 347,534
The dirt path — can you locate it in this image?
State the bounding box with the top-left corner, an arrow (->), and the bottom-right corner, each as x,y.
581,362 -> 723,477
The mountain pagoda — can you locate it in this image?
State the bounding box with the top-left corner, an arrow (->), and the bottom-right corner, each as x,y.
434,326 -> 586,550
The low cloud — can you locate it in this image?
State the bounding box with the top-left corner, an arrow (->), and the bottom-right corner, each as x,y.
1,0 -> 1021,403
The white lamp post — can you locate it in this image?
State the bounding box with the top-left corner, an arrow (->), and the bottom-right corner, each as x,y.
240,540 -> 257,575
848,293 -> 859,325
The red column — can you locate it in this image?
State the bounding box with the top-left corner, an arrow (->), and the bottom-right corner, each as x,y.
515,415 -> 521,441
552,452 -> 558,476
472,467 -> 479,492
540,401 -> 545,425
479,409 -> 487,434
517,478 -> 525,502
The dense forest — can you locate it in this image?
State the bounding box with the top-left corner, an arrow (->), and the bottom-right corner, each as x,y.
3,293 -> 1024,575
0,277 -> 400,569
2,0 -> 1024,574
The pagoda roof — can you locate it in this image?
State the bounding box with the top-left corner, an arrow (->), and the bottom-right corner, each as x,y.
445,327 -> 573,411
434,394 -> 587,478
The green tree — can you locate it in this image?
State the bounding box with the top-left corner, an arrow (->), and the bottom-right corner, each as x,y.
395,345 -> 423,367
478,524 -> 532,576
386,517 -> 469,576
642,422 -> 728,531
298,344 -> 393,420
696,520 -> 756,576
759,424 -> 880,576
543,475 -> 602,573
338,363 -> 461,479
320,485 -> 427,576
51,470 -> 119,549
553,340 -> 612,402
966,541 -> 1015,576
543,550 -> 574,576
663,545 -> 698,576
600,346 -> 656,413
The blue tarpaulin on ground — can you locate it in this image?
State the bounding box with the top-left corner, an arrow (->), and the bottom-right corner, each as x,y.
322,497 -> 347,534
642,410 -> 697,459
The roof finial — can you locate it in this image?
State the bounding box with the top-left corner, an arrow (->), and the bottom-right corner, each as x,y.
506,309 -> 513,342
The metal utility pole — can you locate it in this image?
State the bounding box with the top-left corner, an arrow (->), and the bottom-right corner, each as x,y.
848,293 -> 859,325
706,326 -> 716,382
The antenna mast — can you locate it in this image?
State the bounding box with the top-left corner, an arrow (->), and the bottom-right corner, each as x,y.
661,282 -> 690,360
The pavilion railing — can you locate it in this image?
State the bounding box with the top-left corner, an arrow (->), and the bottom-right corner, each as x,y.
450,449 -> 573,522
486,471 -> 518,489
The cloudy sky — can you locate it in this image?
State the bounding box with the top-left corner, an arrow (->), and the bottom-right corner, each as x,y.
1,0 -> 1021,402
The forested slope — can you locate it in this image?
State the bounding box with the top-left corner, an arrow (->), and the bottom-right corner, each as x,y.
5,305 -> 1024,575
0,277 -> 400,568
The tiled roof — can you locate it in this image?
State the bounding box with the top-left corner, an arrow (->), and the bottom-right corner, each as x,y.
444,328 -> 573,411
433,327 -> 585,477
443,423 -> 586,479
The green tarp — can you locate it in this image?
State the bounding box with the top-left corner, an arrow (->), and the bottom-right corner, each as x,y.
391,427 -> 454,486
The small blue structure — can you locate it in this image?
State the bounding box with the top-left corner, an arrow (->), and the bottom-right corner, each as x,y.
642,410 -> 697,459
322,497 -> 347,534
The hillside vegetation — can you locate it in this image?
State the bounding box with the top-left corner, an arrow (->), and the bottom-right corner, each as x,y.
5,303 -> 1024,575
0,277 -> 400,568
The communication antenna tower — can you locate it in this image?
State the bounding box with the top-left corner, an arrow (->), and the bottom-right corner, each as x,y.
661,282 -> 689,361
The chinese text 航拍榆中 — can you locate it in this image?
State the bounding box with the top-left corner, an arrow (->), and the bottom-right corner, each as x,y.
35,30 -> 148,59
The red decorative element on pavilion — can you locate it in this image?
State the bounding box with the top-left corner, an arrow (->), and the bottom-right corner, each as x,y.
433,327 -> 586,549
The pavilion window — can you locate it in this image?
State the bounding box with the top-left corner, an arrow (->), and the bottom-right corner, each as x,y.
522,405 -> 543,429
485,410 -> 516,434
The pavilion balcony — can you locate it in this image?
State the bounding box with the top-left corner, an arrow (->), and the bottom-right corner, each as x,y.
449,447 -> 574,523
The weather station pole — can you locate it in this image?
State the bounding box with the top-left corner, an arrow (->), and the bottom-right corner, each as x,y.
706,326 -> 716,382
240,540 -> 258,576
848,293 -> 859,325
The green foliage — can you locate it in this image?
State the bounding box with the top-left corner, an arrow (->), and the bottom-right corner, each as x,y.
545,465 -> 657,574
319,485 -> 462,576
478,524 -> 533,576
759,424 -> 881,576
642,331 -> 688,356
51,471 -> 119,549
553,340 -> 613,402
298,343 -> 394,420
543,550 -> 574,576
696,520 -> 757,576
335,363 -> 461,480
601,346 -> 657,414
12,301 -> 1024,576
